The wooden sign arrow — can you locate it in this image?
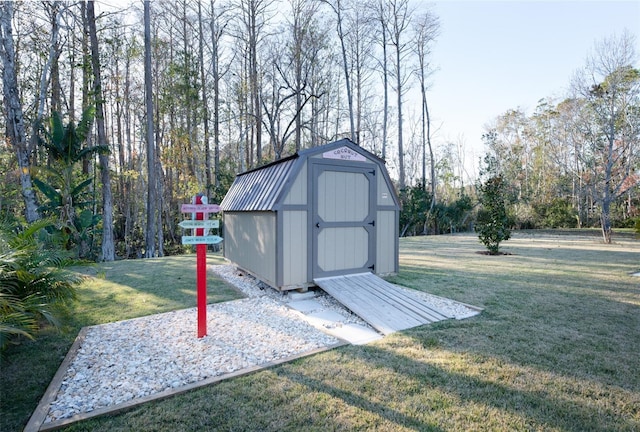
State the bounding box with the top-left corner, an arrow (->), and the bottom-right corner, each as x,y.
181,235 -> 223,245
180,203 -> 221,213
178,220 -> 220,229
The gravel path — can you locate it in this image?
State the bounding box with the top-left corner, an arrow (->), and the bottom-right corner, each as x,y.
43,265 -> 479,424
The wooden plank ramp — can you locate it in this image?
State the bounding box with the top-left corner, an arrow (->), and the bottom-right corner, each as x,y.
314,273 -> 451,335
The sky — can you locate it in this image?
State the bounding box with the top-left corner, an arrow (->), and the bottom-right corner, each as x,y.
425,0 -> 640,179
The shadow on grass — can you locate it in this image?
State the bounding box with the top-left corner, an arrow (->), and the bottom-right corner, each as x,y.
276,363 -> 447,432
69,254 -> 243,327
273,338 -> 638,432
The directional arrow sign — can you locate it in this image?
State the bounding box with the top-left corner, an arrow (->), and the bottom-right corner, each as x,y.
180,203 -> 221,213
178,219 -> 220,229
182,235 -> 224,245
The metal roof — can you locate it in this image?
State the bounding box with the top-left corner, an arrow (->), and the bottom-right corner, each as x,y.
220,155 -> 299,211
221,139 -> 401,213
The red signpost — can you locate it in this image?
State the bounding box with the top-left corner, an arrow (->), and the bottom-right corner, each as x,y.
180,195 -> 221,338
195,194 -> 207,338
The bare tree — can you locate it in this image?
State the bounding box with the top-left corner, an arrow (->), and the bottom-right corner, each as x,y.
261,36 -> 322,159
321,0 -> 355,143
29,2 -> 64,162
86,0 -> 115,261
413,10 -> 439,209
144,0 -> 157,258
387,0 -> 413,189
572,31 -> 640,243
209,0 -> 231,191
0,1 -> 40,223
287,0 -> 321,151
234,0 -> 273,166
372,0 -> 389,159
196,1 -> 213,196
303,11 -> 332,148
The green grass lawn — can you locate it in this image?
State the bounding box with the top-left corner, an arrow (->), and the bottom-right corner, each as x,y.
2,232 -> 640,431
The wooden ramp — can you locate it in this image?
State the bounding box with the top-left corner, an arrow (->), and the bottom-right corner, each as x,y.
314,273 -> 451,335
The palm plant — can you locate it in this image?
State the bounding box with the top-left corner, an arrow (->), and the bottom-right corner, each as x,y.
33,110 -> 108,258
0,220 -> 82,351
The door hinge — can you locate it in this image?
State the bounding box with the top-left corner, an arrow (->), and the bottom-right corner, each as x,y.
369,170 -> 376,176
368,264 -> 375,271
368,220 -> 375,226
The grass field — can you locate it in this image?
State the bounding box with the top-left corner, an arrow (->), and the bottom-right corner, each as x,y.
2,231 -> 639,431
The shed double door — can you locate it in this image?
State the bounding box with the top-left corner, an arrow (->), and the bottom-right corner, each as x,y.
311,162 -> 376,278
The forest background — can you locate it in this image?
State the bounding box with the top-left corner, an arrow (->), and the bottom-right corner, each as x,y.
1,0 -> 639,262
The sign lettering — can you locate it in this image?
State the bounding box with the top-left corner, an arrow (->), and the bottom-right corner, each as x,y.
322,146 -> 367,162
181,235 -> 224,245
178,219 -> 220,229
180,203 -> 221,213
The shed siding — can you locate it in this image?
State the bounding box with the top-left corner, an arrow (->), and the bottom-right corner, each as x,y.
224,212 -> 277,286
282,210 -> 308,286
377,174 -> 396,207
283,163 -> 307,206
376,210 -> 397,274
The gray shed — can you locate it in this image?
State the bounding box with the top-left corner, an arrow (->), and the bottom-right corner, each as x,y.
220,139 -> 400,291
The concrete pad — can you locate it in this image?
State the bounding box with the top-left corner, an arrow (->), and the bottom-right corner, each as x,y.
327,323 -> 383,345
305,310 -> 346,328
287,299 -> 323,313
286,291 -> 317,302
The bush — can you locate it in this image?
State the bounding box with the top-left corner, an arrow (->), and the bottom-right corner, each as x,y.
399,183 -> 432,237
431,194 -> 474,234
533,199 -> 577,228
0,220 -> 82,351
476,174 -> 511,254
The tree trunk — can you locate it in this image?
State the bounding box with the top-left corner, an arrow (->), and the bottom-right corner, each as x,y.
198,2 -> 212,195
420,79 -> 426,188
335,0 -> 355,143
389,0 -> 410,190
30,2 -> 61,161
249,1 -> 262,165
209,0 -> 221,190
124,43 -> 133,258
294,14 -> 303,151
182,0 -> 196,178
377,0 -> 389,160
87,1 -> 115,261
0,1 -> 40,223
144,0 -> 157,258
396,41 -> 405,189
424,94 -> 435,211
81,2 -> 92,175
601,206 -> 612,244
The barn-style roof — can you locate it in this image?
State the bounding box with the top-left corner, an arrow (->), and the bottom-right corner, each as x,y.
220,139 -> 396,213
220,155 -> 299,212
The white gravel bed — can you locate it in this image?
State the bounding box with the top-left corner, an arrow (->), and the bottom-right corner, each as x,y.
211,265 -> 375,328
44,264 -> 479,424
397,286 -> 482,320
45,295 -> 339,423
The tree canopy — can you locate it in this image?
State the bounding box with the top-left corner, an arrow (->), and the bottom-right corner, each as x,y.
0,0 -> 638,260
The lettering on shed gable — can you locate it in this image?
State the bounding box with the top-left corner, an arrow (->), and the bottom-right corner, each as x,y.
322,146 -> 367,162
